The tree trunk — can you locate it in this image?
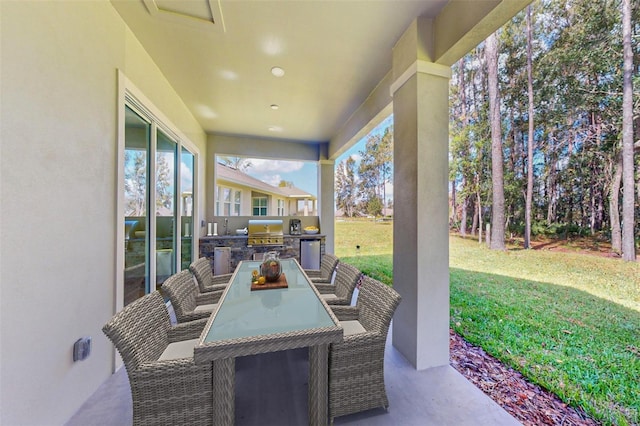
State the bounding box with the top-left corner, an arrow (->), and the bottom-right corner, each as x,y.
546,139 -> 557,225
471,205 -> 477,237
450,180 -> 457,228
459,56 -> 469,238
589,174 -> 597,235
621,0 -> 636,261
470,196 -> 478,237
460,190 -> 468,237
477,191 -> 483,243
593,114 -> 605,233
486,32 -> 506,250
610,154 -> 623,254
524,5 -> 534,249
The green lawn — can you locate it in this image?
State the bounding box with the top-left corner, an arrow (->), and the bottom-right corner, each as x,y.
334,219 -> 640,426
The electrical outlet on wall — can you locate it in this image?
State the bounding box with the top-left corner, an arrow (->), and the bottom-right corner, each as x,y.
73,337 -> 92,361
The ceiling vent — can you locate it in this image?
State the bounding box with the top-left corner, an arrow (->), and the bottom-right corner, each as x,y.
142,0 -> 225,32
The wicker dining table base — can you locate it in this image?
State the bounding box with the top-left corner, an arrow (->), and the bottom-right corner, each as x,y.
210,344 -> 330,426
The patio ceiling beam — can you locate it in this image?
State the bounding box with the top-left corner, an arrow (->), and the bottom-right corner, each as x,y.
328,72 -> 393,161
209,133 -> 324,162
433,0 -> 534,66
327,1 -> 532,161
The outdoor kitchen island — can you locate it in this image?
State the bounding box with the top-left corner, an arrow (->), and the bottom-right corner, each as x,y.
199,234 -> 325,274
199,217 -> 325,273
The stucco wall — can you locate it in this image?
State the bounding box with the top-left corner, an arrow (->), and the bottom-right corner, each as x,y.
0,1 -> 205,424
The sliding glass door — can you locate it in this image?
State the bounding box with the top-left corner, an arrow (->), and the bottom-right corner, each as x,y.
155,129 -> 177,286
122,103 -> 197,306
181,147 -> 195,271
123,106 -> 151,306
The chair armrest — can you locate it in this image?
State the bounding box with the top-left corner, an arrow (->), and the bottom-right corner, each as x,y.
311,276 -> 331,284
196,291 -> 222,305
330,332 -> 386,366
135,357 -> 209,380
305,269 -> 322,278
313,283 -> 335,294
201,283 -> 227,293
167,318 -> 208,342
331,305 -> 359,321
179,311 -> 213,323
341,330 -> 383,346
211,274 -> 232,285
326,298 -> 350,306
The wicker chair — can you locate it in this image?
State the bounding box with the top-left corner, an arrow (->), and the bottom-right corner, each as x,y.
328,276 -> 402,423
305,253 -> 339,286
189,257 -> 232,294
316,263 -> 361,306
102,292 -> 213,426
162,269 -> 221,323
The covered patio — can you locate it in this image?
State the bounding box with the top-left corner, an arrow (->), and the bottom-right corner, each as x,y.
1,1 -> 531,424
69,326 -> 519,426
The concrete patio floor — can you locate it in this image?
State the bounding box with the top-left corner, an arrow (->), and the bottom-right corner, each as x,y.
67,326 -> 520,426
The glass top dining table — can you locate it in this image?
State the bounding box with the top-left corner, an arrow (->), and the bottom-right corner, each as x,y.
194,258 -> 343,426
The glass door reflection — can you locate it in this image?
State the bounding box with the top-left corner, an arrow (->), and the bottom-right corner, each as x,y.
155,129 -> 177,287
181,147 -> 195,270
123,106 -> 150,306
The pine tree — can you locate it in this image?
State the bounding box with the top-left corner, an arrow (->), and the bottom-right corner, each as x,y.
486,31 -> 506,250
335,157 -> 358,217
621,0 -> 636,261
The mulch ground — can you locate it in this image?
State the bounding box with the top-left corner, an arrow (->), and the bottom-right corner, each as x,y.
449,329 -> 600,426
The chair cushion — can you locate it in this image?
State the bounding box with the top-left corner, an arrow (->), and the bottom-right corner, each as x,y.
193,303 -> 217,313
321,294 -> 338,302
341,320 -> 366,336
158,338 -> 199,361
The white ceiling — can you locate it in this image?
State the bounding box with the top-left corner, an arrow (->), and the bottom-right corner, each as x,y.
111,0 -> 449,143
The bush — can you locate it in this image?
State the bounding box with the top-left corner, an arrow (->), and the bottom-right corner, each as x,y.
530,221 -> 590,238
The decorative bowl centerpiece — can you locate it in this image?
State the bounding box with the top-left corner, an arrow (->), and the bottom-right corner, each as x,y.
260,251 -> 282,282
304,226 -> 319,234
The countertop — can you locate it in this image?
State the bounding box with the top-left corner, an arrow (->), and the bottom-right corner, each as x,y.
200,234 -> 325,239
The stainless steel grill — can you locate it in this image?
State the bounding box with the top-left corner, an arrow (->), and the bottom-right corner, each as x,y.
247,219 -> 284,246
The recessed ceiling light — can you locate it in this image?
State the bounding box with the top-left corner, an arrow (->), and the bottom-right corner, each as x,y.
270,104 -> 279,110
219,69 -> 238,80
262,37 -> 284,56
268,125 -> 283,132
271,66 -> 285,77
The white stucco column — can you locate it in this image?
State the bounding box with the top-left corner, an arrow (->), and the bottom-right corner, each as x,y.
318,160 -> 335,253
391,18 -> 451,370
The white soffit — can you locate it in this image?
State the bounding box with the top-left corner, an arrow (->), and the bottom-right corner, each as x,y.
142,0 -> 225,32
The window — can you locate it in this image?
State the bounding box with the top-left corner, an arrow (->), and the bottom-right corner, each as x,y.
277,199 -> 284,216
252,197 -> 268,216
216,186 -> 240,216
234,191 -> 241,215
223,188 -> 231,215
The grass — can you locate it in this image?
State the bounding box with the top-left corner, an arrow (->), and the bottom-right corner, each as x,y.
334,219 -> 394,282
334,219 -> 640,426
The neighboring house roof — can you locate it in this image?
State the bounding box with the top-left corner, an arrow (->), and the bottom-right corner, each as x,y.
276,185 -> 315,199
216,162 -> 316,200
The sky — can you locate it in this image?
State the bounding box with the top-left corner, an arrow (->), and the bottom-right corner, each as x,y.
243,158 -> 318,196
334,114 -> 394,203
233,114 -> 394,199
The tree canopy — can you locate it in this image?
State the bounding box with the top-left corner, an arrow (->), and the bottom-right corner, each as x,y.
449,0 -> 638,259
335,125 -> 393,217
